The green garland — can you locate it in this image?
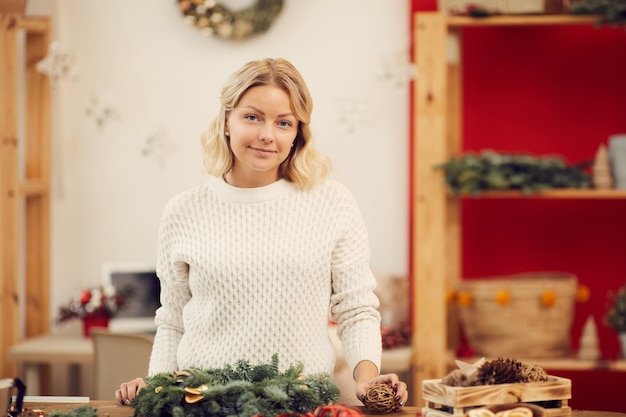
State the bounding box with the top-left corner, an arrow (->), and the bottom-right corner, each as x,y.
131,354 -> 340,417
569,0 -> 626,27
177,0 -> 284,41
606,285 -> 626,332
437,150 -> 592,195
47,406 -> 97,417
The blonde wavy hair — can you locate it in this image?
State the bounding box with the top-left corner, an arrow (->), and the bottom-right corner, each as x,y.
202,58 -> 332,189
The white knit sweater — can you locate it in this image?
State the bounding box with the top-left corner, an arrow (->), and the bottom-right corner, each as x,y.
148,176 -> 382,377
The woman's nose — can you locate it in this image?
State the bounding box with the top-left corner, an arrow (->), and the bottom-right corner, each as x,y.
259,124 -> 275,142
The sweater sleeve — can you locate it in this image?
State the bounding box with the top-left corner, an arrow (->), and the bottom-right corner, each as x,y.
328,184 -> 382,376
148,197 -> 192,375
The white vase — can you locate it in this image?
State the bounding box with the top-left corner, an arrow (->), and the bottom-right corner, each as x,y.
608,134 -> 626,189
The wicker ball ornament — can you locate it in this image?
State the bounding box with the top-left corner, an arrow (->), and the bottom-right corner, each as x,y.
363,383 -> 396,414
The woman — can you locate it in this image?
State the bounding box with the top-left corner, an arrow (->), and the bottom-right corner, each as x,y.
115,57 -> 408,409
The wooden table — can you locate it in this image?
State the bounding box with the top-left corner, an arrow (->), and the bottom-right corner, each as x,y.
23,401 -> 420,417
8,334 -> 93,396
9,330 -> 412,399
19,401 -> 626,417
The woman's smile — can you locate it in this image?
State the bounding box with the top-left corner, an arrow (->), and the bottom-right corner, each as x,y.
248,146 -> 277,155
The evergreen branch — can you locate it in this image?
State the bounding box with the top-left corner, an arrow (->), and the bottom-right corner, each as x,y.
569,0 -> 626,27
436,150 -> 592,195
47,406 -> 98,417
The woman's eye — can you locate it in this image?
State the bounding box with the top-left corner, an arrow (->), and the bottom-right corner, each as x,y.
278,120 -> 292,127
245,114 -> 258,121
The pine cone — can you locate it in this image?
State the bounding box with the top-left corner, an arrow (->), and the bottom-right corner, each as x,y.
474,357 -> 522,385
442,369 -> 471,386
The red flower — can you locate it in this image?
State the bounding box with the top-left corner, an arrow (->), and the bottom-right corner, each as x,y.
80,290 -> 92,304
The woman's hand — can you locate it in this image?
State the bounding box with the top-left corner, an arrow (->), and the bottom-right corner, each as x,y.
356,373 -> 408,412
353,361 -> 408,411
115,377 -> 147,406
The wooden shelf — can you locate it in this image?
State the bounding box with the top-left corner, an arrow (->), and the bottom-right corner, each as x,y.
454,355 -> 626,372
454,189 -> 626,199
411,11 -> 625,407
446,14 -> 601,27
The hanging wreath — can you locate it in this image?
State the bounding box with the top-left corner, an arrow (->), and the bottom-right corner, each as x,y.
177,0 -> 284,41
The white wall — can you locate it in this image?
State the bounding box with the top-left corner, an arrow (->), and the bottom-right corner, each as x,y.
27,0 -> 411,324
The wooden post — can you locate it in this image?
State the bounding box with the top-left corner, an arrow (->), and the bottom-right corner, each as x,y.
22,18 -> 51,339
0,12 -> 21,380
412,12 -> 451,406
0,14 -> 51,379
445,26 -> 463,359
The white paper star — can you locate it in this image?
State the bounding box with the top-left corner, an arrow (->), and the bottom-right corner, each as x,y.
378,51 -> 416,89
455,357 -> 486,378
36,41 -> 78,83
141,128 -> 177,168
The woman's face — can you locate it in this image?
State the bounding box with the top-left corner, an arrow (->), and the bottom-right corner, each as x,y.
225,85 -> 298,187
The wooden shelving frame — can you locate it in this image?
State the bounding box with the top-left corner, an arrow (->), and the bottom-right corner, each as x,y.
0,13 -> 51,379
411,11 -> 626,406
457,355 -> 626,371
457,189 -> 626,199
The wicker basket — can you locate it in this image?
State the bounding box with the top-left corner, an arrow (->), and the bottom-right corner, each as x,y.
456,272 -> 577,358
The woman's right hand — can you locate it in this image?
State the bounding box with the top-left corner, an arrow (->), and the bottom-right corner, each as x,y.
115,377 -> 147,405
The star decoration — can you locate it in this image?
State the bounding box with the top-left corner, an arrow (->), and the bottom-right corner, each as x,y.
336,97 -> 369,136
84,93 -> 119,131
36,41 -> 78,84
141,128 -> 177,167
455,357 -> 486,379
378,51 -> 416,89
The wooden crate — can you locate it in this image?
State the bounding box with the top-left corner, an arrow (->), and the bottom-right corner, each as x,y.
422,376 -> 572,417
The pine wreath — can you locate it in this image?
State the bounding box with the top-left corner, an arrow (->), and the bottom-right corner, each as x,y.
131,354 -> 340,417
177,0 -> 284,40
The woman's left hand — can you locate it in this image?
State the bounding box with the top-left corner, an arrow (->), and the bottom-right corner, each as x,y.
356,373 -> 408,411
